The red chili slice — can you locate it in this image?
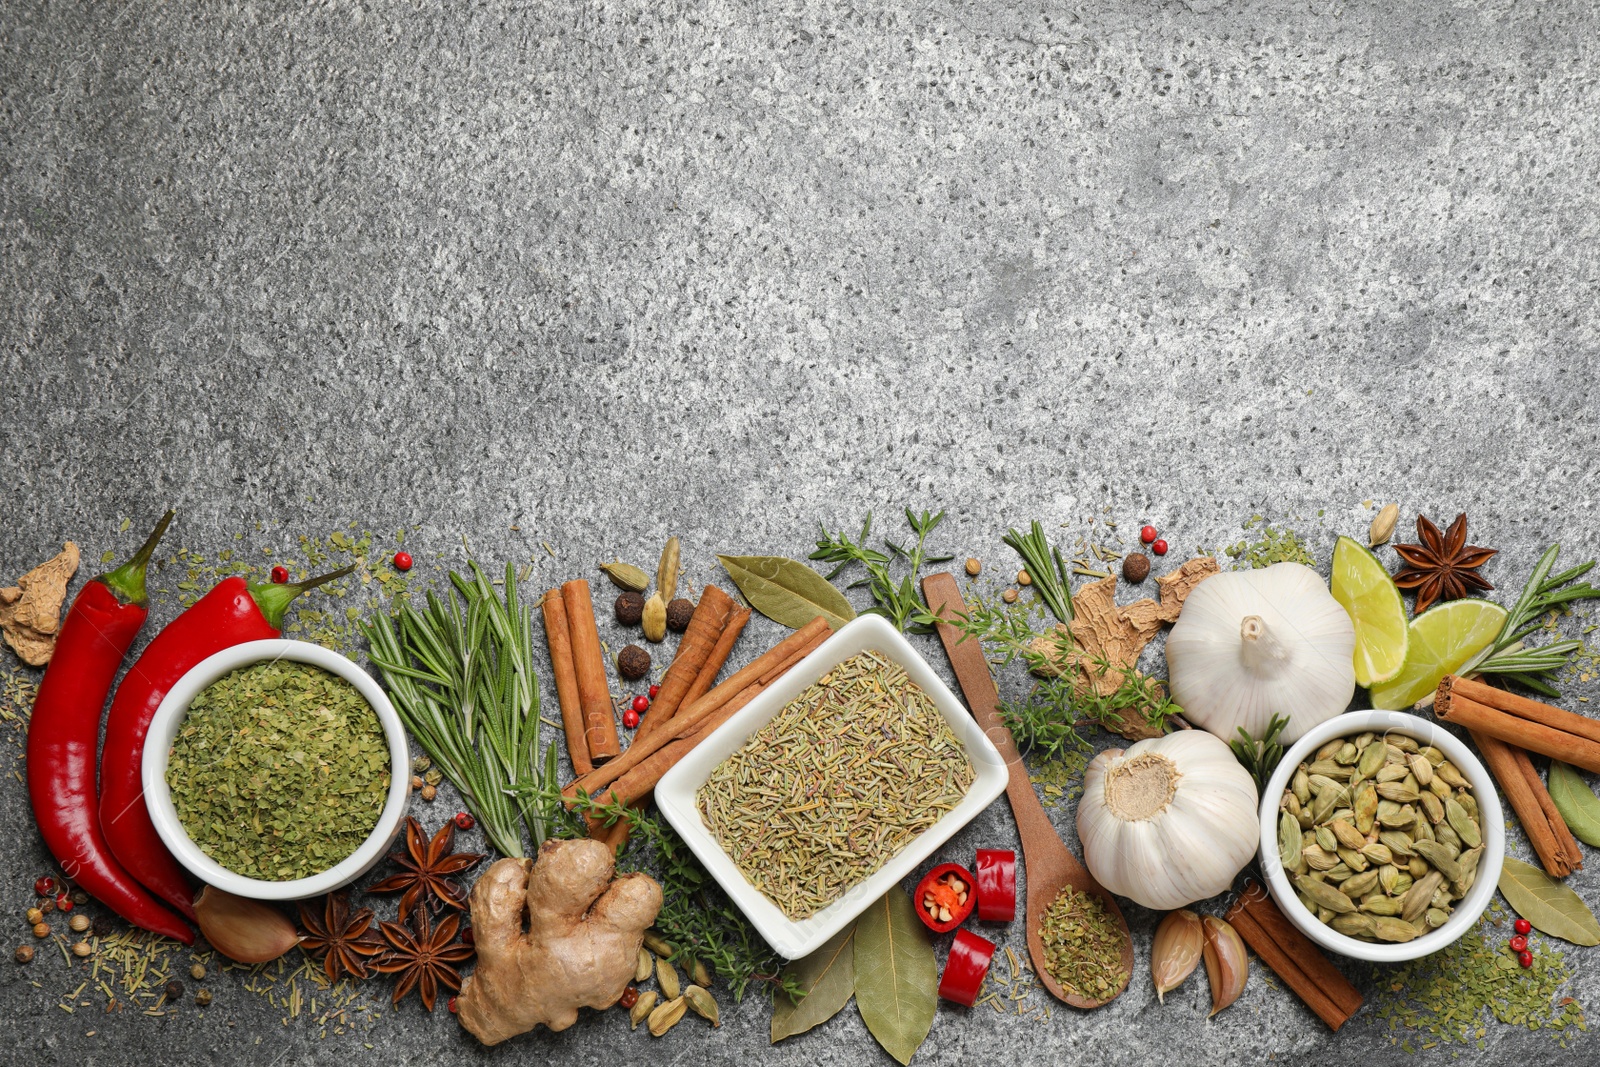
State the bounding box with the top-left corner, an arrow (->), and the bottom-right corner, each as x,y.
914,862 -> 976,933
975,849 -> 1017,922
938,929 -> 996,1006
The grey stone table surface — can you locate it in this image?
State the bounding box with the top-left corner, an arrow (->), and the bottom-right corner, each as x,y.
3,0 -> 1599,1064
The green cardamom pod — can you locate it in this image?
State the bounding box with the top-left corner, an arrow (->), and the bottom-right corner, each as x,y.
1429,777 -> 1453,800
1279,811 -> 1304,873
1391,873 -> 1414,897
1315,826 -> 1338,853
1445,797 -> 1481,848
1293,874 -> 1357,914
1435,761 -> 1469,789
1377,863 -> 1401,896
1315,739 -> 1344,762
1408,857 -> 1430,880
1377,782 -> 1421,803
656,537 -> 681,604
643,930 -> 675,958
1302,845 -> 1338,872
1376,764 -> 1410,784
1424,908 -> 1450,929
1329,819 -> 1365,850
600,559 -> 651,592
636,947 -> 653,983
1337,847 -> 1370,873
1343,870 -> 1380,898
648,996 -> 687,1037
683,985 -> 720,1027
1355,740 -> 1387,784
656,957 -> 681,1001
1408,754 -> 1434,788
1419,791 -> 1445,825
630,990 -> 658,1030
1362,895 -> 1405,916
1292,768 -> 1312,806
1361,842 -> 1394,867
691,959 -> 713,988
1419,746 -> 1445,766
1354,782 -> 1379,834
1402,871 -> 1444,923
1373,917 -> 1423,943
1452,845 -> 1484,897
1335,742 -> 1360,766
1332,912 -> 1378,938
1412,841 -> 1462,883
642,592 -> 668,642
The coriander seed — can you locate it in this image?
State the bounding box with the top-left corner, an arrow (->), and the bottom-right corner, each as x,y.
964,558 -> 982,576
1002,588 -> 1019,604
72,941 -> 91,958
31,923 -> 49,939
68,914 -> 90,933
13,946 -> 32,964
24,908 -> 42,926
421,784 -> 438,801
70,890 -> 87,906
195,989 -> 213,1007
190,963 -> 206,980
1017,569 -> 1032,586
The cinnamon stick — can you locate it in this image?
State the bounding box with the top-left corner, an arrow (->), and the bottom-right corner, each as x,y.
1225,883 -> 1362,1031
562,579 -> 620,764
1436,677 -> 1600,774
680,606 -> 750,709
567,616 -> 832,799
586,625 -> 832,834
1469,728 -> 1583,877
1447,674 -> 1600,747
635,584 -> 740,744
540,589 -> 592,776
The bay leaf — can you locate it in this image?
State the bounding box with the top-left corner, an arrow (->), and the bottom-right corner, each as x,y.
1497,856 -> 1600,946
853,887 -> 936,1066
717,554 -> 856,631
770,924 -> 856,1043
1548,760 -> 1600,848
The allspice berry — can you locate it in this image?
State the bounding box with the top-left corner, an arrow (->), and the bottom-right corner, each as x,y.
617,644 -> 651,681
1122,552 -> 1151,583
14,946 -> 32,964
964,558 -> 982,576
665,598 -> 695,633
615,592 -> 646,626
165,980 -> 183,999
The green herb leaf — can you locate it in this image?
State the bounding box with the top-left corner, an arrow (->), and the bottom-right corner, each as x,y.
717,555 -> 856,631
1548,761 -> 1600,848
1497,857 -> 1600,946
853,887 -> 936,1066
770,924 -> 856,1043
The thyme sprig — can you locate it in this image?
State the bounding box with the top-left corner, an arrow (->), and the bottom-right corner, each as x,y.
534,786 -> 803,1003
1001,520 -> 1074,624
811,508 -> 953,633
361,563 -> 564,858
1229,714 -> 1290,791
1463,545 -> 1600,697
931,595 -> 1181,759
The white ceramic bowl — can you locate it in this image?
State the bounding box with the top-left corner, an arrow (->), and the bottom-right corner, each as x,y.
143,639 -> 412,900
656,615 -> 1008,959
1257,710 -> 1504,962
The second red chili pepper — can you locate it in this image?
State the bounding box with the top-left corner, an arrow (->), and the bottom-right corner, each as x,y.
975,849 -> 1017,922
938,929 -> 996,1006
99,566 -> 353,915
26,512 -> 193,944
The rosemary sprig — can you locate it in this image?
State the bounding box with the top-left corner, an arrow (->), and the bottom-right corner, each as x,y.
1462,545 -> 1600,697
361,562 -> 562,858
1001,520 -> 1074,624
810,508 -> 953,633
1229,715 -> 1290,791
531,785 -> 803,1003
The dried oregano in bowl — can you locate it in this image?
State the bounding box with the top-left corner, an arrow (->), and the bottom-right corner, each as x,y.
167,660 -> 391,880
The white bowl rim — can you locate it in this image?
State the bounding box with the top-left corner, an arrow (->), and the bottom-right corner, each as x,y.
1257,709 -> 1505,963
142,639 -> 412,901
654,614 -> 1009,959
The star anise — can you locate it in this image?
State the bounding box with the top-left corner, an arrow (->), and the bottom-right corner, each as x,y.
365,816 -> 484,921
298,892 -> 386,982
373,906 -> 474,1011
1392,512 -> 1497,615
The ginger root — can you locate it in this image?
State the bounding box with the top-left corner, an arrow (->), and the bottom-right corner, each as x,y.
0,542 -> 79,666
457,838 -> 662,1045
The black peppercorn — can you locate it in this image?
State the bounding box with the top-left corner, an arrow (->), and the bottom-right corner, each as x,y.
1122,552 -> 1151,583
617,644 -> 651,680
91,914 -> 114,938
665,598 -> 695,632
614,592 -> 645,626
165,980 -> 183,1000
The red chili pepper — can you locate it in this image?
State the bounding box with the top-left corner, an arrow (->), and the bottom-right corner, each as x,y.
99,566 -> 353,917
937,929 -> 996,1006
27,512 -> 192,944
914,862 -> 976,933
975,849 -> 1017,922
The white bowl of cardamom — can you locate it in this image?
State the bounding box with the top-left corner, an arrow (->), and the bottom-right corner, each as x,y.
143,639 -> 412,901
1258,710 -> 1504,963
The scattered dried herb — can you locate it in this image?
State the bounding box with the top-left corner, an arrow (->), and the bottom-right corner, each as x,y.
1393,513 -> 1497,615
697,651 -> 974,921
1224,516 -> 1316,570
167,661 -> 390,881
364,817 -> 484,921
373,907 -> 473,1011
1372,903 -> 1588,1051
1037,886 -> 1127,1001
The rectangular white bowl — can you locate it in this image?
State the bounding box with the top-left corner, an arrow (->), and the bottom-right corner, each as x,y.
655,614 -> 1008,959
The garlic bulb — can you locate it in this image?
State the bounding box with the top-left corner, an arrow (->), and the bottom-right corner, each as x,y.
1076,731 -> 1259,911
1165,562 -> 1355,744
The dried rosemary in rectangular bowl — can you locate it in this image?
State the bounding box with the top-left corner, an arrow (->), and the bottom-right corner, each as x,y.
696,649 -> 975,921
166,660 -> 391,881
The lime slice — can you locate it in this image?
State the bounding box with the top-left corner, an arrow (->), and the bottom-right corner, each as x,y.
1331,536 -> 1409,686
1369,598 -> 1507,709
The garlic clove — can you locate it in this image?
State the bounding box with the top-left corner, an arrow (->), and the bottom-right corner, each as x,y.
193,885 -> 299,964
1201,916 -> 1248,1018
1151,909 -> 1204,1004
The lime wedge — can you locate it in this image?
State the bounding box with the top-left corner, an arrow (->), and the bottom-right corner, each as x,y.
1332,536 -> 1410,686
1368,598 -> 1507,709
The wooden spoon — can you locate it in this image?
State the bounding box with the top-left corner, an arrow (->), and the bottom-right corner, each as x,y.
922,573 -> 1133,1009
